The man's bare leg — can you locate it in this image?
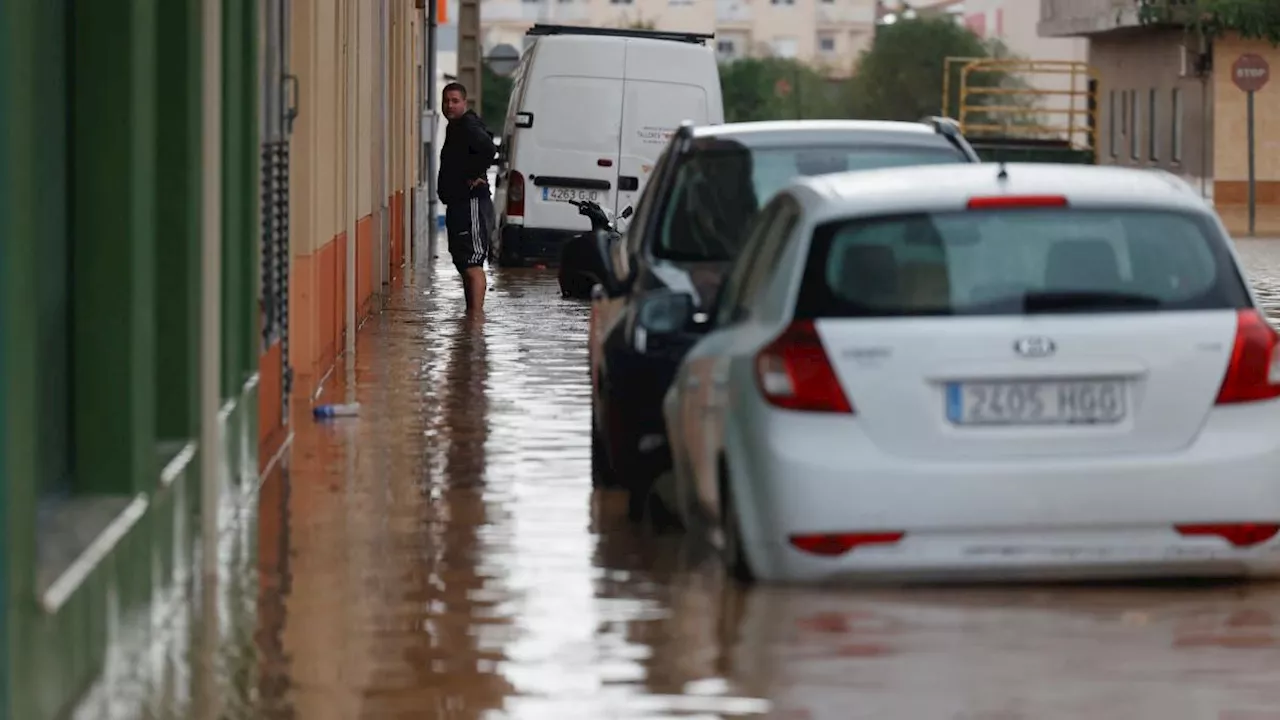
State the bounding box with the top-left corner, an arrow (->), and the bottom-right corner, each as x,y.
464,266 -> 486,313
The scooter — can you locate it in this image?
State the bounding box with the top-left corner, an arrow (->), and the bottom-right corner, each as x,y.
558,200 -> 633,299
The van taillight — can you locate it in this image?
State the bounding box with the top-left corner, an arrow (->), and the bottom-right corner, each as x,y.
754,320 -> 853,413
1215,309 -> 1280,405
507,171 -> 525,217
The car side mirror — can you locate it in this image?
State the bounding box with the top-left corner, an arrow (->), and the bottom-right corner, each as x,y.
620,205 -> 633,220
629,289 -> 696,353
590,229 -> 626,297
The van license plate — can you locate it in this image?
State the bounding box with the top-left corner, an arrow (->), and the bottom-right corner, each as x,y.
543,187 -> 599,203
946,379 -> 1127,426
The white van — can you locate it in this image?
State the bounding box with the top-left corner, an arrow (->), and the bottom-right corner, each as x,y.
492,25 -> 724,267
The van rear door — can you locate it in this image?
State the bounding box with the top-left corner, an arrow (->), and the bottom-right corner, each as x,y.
524,39 -> 624,232
616,41 -> 713,217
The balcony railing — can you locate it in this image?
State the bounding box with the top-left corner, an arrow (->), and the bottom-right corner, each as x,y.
715,0 -> 752,25
816,2 -> 876,26
1038,0 -> 1140,37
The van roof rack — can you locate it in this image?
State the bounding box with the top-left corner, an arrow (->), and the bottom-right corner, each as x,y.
526,24 -> 715,45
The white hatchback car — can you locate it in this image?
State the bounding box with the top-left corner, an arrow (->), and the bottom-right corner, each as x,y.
655,162 -> 1280,584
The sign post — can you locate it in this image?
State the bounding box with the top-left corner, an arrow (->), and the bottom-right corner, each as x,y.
1232,53 -> 1270,237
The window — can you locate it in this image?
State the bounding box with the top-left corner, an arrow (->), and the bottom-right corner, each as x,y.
1172,88 -> 1183,163
717,39 -> 736,58
1128,89 -> 1139,161
1108,90 -> 1117,158
733,200 -> 801,322
818,34 -> 836,53
1120,90 -> 1128,135
771,36 -> 799,58
715,199 -> 785,327
625,146 -> 673,258
1148,88 -> 1158,161
655,140 -> 972,262
772,0 -> 796,5
793,209 -> 1248,320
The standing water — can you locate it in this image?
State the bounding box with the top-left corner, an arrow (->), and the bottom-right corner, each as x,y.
72,238 -> 1280,720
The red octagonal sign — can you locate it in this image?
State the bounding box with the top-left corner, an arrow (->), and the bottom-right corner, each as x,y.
1233,53 -> 1271,93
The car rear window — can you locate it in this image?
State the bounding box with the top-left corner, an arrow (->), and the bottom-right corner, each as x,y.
654,141 -> 969,262
794,208 -> 1251,318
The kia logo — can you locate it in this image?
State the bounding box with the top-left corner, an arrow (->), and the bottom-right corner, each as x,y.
1013,336 -> 1056,358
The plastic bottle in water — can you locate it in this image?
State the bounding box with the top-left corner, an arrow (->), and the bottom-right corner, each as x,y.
313,402 -> 360,419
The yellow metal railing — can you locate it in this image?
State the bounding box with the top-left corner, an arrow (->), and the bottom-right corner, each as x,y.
941,57 -> 1099,156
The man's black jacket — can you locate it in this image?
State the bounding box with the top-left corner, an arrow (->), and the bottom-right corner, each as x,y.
438,109 -> 496,205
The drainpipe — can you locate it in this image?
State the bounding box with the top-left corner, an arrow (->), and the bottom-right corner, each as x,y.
345,0 -> 358,366
1200,33 -> 1211,201
425,0 -> 438,249
378,0 -> 388,303
199,0 -> 224,591
197,0 -> 224,717
405,8 -> 414,270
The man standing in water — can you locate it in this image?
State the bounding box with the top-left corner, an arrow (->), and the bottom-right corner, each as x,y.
438,82 -> 496,313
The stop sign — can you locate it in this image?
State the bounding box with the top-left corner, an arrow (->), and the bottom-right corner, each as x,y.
1232,53 -> 1271,93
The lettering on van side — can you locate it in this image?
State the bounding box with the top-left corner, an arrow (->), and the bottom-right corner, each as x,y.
637,126 -> 676,145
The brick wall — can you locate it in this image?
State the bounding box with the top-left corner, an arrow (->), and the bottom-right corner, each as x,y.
1090,28 -> 1214,196
1212,34 -> 1280,205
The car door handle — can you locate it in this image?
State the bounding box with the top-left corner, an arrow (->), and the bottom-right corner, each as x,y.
618,175 -> 639,192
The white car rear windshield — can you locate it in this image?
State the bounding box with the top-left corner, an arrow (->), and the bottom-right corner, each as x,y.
795,208 -> 1251,318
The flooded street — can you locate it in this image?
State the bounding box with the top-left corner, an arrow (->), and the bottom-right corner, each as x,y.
79,238 -> 1280,720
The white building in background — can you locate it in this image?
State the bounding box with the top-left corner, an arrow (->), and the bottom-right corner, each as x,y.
953,0 -> 1090,142
478,0 -> 878,77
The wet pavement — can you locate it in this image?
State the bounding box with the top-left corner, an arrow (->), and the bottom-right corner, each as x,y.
77,237 -> 1280,720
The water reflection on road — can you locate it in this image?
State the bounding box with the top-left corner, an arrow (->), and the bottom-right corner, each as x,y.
1235,239 -> 1280,320
82,238 -> 1280,719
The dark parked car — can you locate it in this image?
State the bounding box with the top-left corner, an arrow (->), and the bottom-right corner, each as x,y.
586,118 -> 984,524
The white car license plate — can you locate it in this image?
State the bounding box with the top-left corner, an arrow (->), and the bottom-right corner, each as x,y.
946,379 -> 1128,426
542,187 -> 599,203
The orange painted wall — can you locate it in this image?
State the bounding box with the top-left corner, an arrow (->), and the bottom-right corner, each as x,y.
288,211 -> 398,400
357,215 -> 374,316
281,0 -> 421,405
258,342 -> 286,472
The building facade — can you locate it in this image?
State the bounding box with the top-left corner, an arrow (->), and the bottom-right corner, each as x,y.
1,0 -> 259,717
1040,0 -> 1280,217
1,0 -> 428,717
1040,0 -> 1215,195
478,0 -> 877,75
962,0 -> 1089,143
283,0 -> 421,410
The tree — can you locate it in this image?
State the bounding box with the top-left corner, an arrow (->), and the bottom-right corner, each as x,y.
842,17 -> 1034,129
718,57 -> 845,122
480,62 -> 513,128
1134,0 -> 1280,45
